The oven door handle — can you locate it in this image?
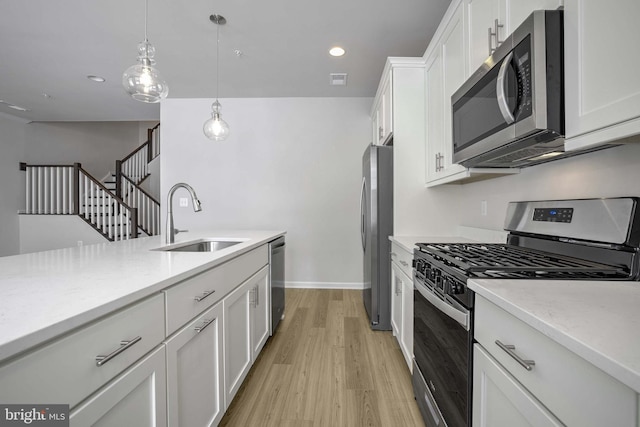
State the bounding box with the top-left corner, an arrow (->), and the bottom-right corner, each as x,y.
416,281 -> 469,330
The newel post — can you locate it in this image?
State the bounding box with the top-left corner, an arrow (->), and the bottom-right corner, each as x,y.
115,160 -> 122,199
73,163 -> 81,215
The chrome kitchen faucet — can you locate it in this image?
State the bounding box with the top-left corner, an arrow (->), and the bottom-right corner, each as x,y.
166,183 -> 202,244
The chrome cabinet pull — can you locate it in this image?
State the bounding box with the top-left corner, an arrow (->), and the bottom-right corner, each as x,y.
255,285 -> 259,306
194,318 -> 215,333
400,260 -> 409,267
495,340 -> 535,371
96,336 -> 142,367
194,289 -> 215,302
489,19 -> 504,54
391,252 -> 397,258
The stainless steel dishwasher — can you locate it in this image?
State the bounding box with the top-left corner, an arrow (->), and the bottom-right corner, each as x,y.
269,236 -> 285,334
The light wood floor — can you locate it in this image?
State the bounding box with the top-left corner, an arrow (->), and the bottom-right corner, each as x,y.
220,289 -> 425,427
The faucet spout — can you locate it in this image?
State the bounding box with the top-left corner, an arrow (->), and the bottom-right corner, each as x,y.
166,183 -> 202,244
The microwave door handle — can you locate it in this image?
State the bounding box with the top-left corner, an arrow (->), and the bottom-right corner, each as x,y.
496,51 -> 516,124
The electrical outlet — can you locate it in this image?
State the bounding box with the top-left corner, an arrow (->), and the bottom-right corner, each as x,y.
481,200 -> 488,216
179,197 -> 189,207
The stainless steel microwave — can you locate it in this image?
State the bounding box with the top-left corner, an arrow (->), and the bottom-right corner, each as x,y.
452,10 -> 565,168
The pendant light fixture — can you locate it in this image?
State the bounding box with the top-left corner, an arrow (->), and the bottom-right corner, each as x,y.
203,14 -> 230,141
122,0 -> 169,103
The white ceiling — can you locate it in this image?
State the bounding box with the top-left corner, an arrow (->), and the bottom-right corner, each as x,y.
0,0 -> 451,122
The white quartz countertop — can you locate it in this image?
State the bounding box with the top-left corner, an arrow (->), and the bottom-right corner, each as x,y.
390,226 -> 507,253
389,235 -> 474,253
0,229 -> 285,362
468,279 -> 640,393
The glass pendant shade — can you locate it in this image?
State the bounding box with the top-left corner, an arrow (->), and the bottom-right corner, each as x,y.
123,41 -> 168,103
203,101 -> 230,141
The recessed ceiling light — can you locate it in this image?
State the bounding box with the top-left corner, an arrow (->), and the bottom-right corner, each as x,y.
329,46 -> 346,57
87,75 -> 106,83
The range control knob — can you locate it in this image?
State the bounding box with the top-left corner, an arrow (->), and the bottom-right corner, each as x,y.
447,278 -> 465,295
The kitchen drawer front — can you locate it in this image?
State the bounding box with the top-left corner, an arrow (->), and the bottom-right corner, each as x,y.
475,296 -> 636,427
165,245 -> 268,335
391,242 -> 413,278
0,293 -> 165,408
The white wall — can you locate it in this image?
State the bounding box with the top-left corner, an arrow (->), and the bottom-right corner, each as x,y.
23,121 -> 145,178
161,98 -> 372,287
0,115 -> 27,256
453,143 -> 640,230
19,216 -> 108,254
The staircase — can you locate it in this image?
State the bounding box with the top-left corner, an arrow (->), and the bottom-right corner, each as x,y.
20,124 -> 161,242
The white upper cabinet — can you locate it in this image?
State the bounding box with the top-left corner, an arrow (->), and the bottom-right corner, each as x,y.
564,0 -> 640,150
425,0 -> 519,186
467,0 -> 563,73
371,73 -> 393,145
426,1 -> 468,183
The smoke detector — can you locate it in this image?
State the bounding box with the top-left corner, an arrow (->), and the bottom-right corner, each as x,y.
329,73 -> 348,86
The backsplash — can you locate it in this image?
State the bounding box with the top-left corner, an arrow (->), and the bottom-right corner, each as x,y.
454,143 -> 640,230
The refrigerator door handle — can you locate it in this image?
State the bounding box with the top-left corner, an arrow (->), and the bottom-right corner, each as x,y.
360,177 -> 366,251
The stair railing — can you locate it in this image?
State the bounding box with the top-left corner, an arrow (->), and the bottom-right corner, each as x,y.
21,163 -> 138,241
116,123 -> 160,190
114,123 -> 161,237
119,174 -> 160,236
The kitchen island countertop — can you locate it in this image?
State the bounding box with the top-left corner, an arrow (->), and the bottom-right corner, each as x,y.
0,230 -> 285,362
469,279 -> 640,393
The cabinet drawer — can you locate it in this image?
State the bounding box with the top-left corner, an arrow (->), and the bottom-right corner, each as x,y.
390,242 -> 413,278
475,296 -> 636,427
165,245 -> 268,335
0,293 -> 165,408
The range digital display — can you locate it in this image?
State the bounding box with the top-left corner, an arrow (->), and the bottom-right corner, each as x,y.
533,207 -> 573,223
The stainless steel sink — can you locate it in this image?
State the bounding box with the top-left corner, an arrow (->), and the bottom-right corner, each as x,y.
154,239 -> 245,253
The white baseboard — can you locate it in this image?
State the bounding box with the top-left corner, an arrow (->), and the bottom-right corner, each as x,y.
286,281 -> 364,290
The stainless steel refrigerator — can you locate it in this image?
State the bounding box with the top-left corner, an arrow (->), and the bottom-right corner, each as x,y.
360,143 -> 393,330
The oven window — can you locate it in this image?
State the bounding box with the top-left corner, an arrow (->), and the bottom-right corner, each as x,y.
414,288 -> 469,427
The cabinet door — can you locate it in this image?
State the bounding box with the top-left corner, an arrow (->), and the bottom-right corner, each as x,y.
507,0 -> 561,34
467,0 -> 502,72
165,302 -> 224,427
223,278 -> 252,408
473,344 -> 563,427
381,75 -> 393,143
425,46 -> 444,182
390,263 -> 403,339
400,272 -> 413,372
441,3 -> 468,175
250,266 -> 270,360
426,1 -> 468,184
70,346 -> 167,427
564,0 -> 640,148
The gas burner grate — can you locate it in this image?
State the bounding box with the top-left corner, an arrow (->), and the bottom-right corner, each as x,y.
416,243 -> 627,279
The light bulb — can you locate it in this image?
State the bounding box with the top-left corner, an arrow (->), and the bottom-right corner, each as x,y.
203,101 -> 230,141
122,41 -> 168,103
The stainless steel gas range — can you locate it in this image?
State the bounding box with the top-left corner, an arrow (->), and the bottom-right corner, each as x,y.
411,197 -> 640,427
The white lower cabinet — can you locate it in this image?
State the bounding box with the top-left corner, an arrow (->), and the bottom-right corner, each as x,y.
224,265 -> 270,407
474,295 -> 638,427
473,344 -> 562,427
390,242 -> 414,371
70,346 -> 167,427
165,302 -> 225,427
250,266 -> 270,359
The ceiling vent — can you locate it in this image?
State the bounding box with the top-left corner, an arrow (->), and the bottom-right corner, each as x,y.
329,73 -> 348,86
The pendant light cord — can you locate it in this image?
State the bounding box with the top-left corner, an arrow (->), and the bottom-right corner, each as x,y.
144,0 -> 149,42
216,19 -> 220,102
